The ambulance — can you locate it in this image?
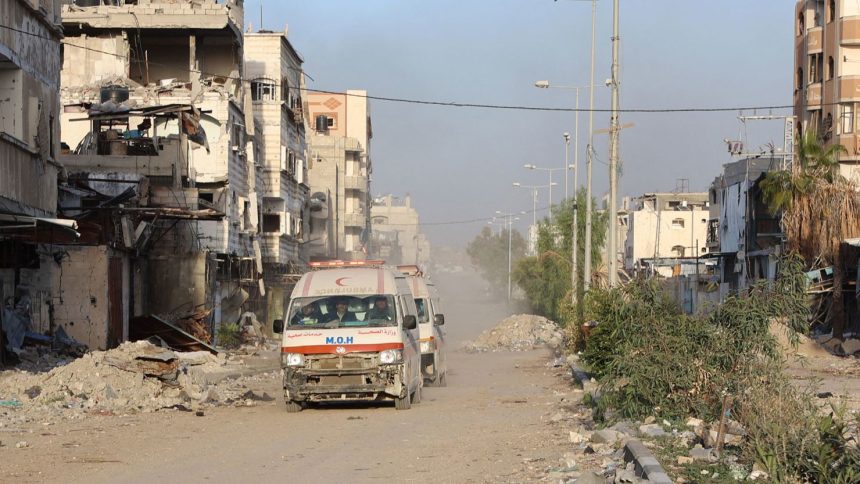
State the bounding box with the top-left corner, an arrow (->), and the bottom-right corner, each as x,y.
398,265 -> 448,386
279,261 -> 423,412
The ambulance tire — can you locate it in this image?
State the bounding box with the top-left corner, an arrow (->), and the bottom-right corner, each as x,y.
395,391 -> 411,410
284,400 -> 303,413
438,371 -> 448,387
411,385 -> 421,404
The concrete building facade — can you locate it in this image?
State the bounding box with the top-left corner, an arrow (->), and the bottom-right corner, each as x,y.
370,195 -> 430,266
624,192 -> 709,277
305,91 -> 372,261
795,0 -> 860,177
44,0 -> 261,348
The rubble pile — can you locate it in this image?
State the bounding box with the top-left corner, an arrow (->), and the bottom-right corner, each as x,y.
466,314 -> 564,352
0,341 -> 279,425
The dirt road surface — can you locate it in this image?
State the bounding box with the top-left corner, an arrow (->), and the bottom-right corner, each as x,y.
1,271 -> 575,483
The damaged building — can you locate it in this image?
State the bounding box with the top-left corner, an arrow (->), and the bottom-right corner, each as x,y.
0,0 -> 71,360
305,91 -> 372,261
45,0 -> 261,349
243,28 -> 310,331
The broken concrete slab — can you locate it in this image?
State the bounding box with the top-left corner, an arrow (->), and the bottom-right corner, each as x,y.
637,423 -> 668,438
591,429 -> 620,445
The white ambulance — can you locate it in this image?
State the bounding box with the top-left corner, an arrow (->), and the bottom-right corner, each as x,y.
279,261 -> 422,411
398,265 -> 448,386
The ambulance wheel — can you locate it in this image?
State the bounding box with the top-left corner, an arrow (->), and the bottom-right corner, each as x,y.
395,392 -> 411,410
411,385 -> 422,404
285,400 -> 303,413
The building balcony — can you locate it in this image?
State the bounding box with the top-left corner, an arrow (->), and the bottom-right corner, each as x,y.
842,17 -> 860,45
344,175 -> 368,191
806,82 -> 822,109
807,26 -> 823,52
343,212 -> 366,228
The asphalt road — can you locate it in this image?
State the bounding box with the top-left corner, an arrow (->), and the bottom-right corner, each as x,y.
2,270 -> 572,483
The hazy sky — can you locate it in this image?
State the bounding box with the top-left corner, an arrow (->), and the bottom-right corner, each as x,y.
246,0 -> 792,247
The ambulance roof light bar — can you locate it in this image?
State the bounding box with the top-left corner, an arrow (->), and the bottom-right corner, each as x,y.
308,259 -> 386,269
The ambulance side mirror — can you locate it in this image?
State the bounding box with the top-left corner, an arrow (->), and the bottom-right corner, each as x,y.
434,314 -> 445,326
403,315 -> 417,330
273,319 -> 284,333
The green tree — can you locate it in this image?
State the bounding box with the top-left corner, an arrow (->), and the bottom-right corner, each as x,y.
513,188 -> 608,325
760,130 -> 846,214
466,226 -> 527,296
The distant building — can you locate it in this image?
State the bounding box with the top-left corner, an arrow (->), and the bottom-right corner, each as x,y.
707,157 -> 784,294
370,195 -> 430,266
305,91 -> 372,261
624,192 -> 709,277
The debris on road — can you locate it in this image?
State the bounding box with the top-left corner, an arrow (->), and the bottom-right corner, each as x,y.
465,314 -> 564,352
0,340 -> 280,426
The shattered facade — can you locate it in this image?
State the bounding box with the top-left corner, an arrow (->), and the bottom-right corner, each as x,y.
305,91 -> 372,261
48,0 -> 260,349
243,29 -> 310,331
370,195 -> 431,266
0,1 -> 67,359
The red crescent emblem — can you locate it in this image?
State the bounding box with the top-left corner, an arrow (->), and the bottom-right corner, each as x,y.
335,346 -> 346,354
335,277 -> 350,287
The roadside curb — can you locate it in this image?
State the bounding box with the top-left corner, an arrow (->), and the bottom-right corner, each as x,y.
622,439 -> 673,484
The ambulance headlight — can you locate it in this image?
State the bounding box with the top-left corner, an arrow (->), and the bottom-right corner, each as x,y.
284,353 -> 305,367
379,349 -> 402,365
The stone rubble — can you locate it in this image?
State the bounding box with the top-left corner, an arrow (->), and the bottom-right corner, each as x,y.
465,314 -> 565,352
0,341 -> 280,427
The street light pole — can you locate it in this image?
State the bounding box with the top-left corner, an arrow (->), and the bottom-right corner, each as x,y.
566,132 -> 577,306
607,0 -> 621,287
495,211 -> 521,302
584,0 -> 597,291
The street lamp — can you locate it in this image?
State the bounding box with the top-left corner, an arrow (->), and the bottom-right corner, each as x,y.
495,210 -> 523,302
523,164 -> 571,222
512,181 -> 557,228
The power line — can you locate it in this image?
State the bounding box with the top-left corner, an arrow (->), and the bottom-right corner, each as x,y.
2,23 -> 799,115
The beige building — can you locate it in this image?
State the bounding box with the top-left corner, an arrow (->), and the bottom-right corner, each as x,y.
305,91 -> 372,260
370,195 -> 431,266
795,0 -> 860,176
624,192 -> 709,277
243,28 -> 309,330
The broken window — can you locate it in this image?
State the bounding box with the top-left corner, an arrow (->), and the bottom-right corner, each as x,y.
262,213 -> 280,233
842,104 -> 854,134
809,53 -> 823,83
797,67 -> 805,89
128,35 -> 190,85
251,78 -> 277,101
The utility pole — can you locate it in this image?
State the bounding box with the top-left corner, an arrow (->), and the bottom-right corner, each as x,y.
607,0 -> 621,287
583,0 -> 597,291
567,132 -> 577,306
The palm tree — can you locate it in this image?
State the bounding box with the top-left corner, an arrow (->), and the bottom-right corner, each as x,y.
760,130 -> 846,214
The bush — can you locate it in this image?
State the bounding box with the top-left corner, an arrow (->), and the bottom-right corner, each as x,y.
216,322 -> 242,349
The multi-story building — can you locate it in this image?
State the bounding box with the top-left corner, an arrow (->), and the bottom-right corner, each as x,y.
707,157 -> 784,294
244,28 -> 309,329
54,0 -> 259,345
623,192 -> 709,277
370,195 -> 431,266
0,1 -> 64,357
795,0 -> 860,176
305,91 -> 372,260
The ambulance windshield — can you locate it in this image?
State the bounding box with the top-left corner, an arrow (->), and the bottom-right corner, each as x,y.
287,295 -> 397,329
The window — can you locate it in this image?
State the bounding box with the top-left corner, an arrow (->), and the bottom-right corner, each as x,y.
797,67 -> 805,89
671,218 -> 685,229
828,56 -> 835,80
842,104 -> 854,134
251,78 -> 277,102
0,67 -> 23,142
671,245 -> 686,258
327,117 -> 336,128
798,11 -> 805,36
262,214 -> 280,233
281,77 -> 291,105
810,53 -> 823,84
829,0 -> 836,23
